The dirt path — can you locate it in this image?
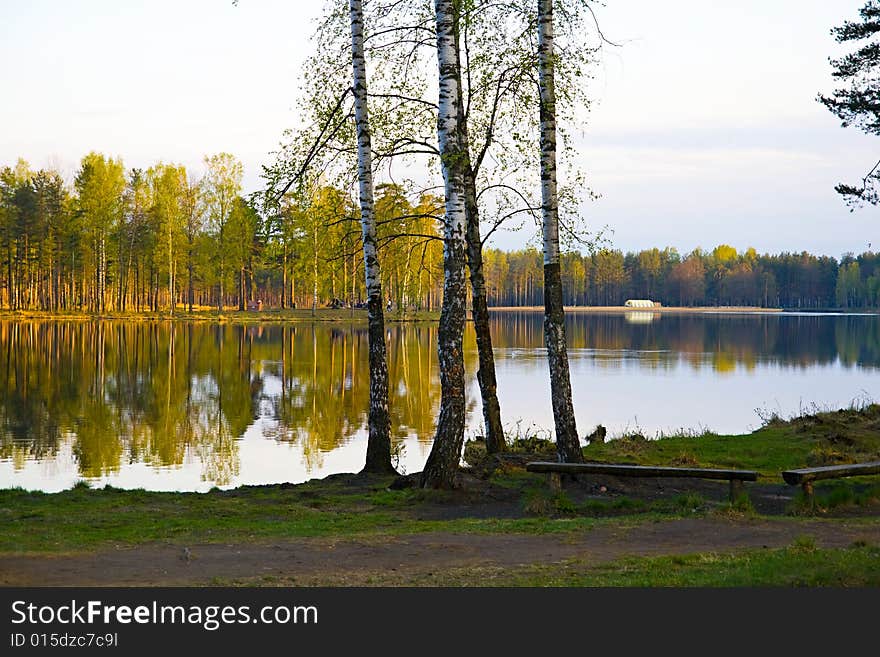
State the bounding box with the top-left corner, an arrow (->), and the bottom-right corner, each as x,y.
2,517 -> 877,586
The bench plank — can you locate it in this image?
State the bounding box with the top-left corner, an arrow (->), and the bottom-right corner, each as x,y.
781,461 -> 880,485
525,461 -> 758,481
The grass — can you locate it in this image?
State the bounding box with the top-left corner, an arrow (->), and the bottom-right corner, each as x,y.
2,404 -> 879,570
518,484 -> 712,518
582,403 -> 880,478
583,427 -> 809,477
788,479 -> 880,514
0,479 -> 643,554
452,543 -> 880,587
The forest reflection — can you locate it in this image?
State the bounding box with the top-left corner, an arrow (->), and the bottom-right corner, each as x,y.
0,321 -> 463,485
491,311 -> 880,373
1,311 -> 878,486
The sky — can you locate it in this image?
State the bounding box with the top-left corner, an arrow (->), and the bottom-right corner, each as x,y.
0,0 -> 877,258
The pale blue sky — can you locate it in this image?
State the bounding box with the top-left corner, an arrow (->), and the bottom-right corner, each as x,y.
1,0 -> 876,257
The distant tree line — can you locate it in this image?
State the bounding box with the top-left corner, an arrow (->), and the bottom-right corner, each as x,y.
2,154 -> 877,313
0,155 -> 444,313
483,245 -> 880,309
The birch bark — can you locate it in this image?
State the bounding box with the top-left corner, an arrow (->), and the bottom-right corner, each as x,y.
538,0 -> 582,463
452,19 -> 506,454
421,0 -> 469,488
350,0 -> 395,474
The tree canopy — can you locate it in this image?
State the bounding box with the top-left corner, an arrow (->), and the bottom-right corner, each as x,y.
819,0 -> 880,206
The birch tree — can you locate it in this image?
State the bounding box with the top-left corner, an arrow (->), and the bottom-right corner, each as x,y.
537,0 -> 582,462
148,163 -> 187,314
227,196 -> 260,311
350,0 -> 395,474
452,4 -> 523,454
202,153 -> 243,312
181,174 -> 202,312
420,0 -> 469,488
261,0 -> 601,478
351,0 -> 597,458
274,0 -> 510,454
75,153 -> 125,313
272,0 -> 600,456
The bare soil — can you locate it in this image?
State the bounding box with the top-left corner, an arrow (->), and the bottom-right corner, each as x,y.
2,517 -> 878,586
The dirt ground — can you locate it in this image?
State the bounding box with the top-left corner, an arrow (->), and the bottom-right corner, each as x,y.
2,469 -> 877,586
2,517 -> 878,586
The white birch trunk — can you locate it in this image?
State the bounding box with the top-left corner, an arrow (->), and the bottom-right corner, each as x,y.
538,0 -> 582,462
349,0 -> 394,474
538,0 -> 560,270
421,0 -> 469,488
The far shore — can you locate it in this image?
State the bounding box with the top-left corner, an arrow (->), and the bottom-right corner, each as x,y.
0,307 -> 438,323
488,305 -> 785,313
0,305 -> 876,322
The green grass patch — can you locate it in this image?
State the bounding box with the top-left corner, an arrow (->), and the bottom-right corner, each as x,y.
788,478 -> 880,515
515,544 -> 880,586
583,427 -> 813,477
0,483 -> 626,554
582,404 -> 880,478
428,543 -> 880,587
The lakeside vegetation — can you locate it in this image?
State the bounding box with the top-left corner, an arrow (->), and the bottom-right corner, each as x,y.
580,404 -> 880,478
3,405 -> 878,551
2,404 -> 878,586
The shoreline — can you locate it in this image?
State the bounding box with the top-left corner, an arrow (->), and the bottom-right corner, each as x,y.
1,305 -> 874,322
0,306 -> 880,322
0,308 -> 439,323
1,405 -> 878,586
490,306 -> 880,314
488,305 -> 784,313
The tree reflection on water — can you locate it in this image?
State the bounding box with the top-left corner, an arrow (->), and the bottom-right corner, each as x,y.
0,312 -> 878,487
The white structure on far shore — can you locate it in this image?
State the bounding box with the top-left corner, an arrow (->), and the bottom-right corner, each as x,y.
623,310 -> 657,324
624,299 -> 657,308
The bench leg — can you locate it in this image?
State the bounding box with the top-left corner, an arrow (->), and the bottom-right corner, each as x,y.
548,472 -> 562,493
802,481 -> 814,504
729,479 -> 744,503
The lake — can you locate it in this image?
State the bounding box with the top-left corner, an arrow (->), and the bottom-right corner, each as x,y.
1,311 -> 878,492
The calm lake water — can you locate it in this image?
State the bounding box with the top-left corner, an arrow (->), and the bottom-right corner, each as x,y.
1,311 -> 878,492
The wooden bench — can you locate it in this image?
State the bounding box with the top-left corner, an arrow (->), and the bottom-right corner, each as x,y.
525,461 -> 758,502
781,461 -> 880,499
